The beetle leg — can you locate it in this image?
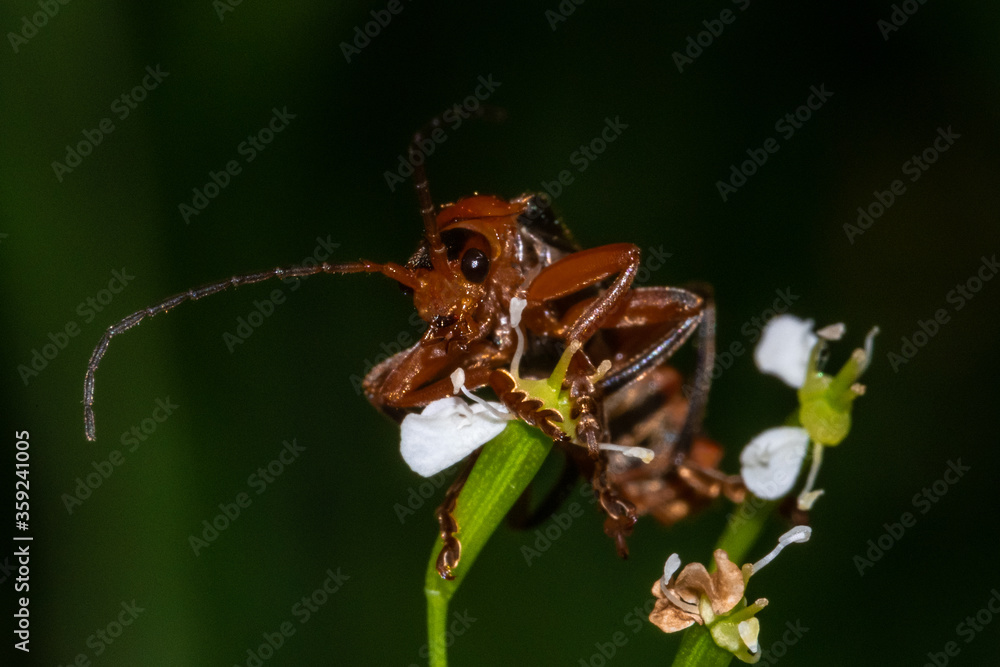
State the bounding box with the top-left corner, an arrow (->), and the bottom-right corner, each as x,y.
364,341 -> 505,418
566,285 -> 713,554
582,285 -> 714,463
604,366 -> 736,524
434,448 -> 482,580
593,456 -> 638,557
490,356 -> 639,557
671,283 -> 715,465
526,243 -> 642,344
488,369 -> 571,444
568,369 -> 639,558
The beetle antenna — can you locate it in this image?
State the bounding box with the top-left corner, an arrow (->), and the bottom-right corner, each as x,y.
83,260 -> 418,442
409,105 -> 507,271
409,133 -> 444,265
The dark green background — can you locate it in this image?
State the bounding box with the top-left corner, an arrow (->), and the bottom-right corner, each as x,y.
2,1 -> 999,665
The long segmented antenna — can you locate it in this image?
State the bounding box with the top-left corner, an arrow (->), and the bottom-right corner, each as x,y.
409,105 -> 506,274
410,132 -> 447,271
83,260 -> 419,441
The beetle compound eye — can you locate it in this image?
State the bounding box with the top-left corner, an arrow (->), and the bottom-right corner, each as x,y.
460,248 -> 490,283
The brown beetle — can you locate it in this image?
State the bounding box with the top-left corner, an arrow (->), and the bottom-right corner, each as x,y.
83,115 -> 739,579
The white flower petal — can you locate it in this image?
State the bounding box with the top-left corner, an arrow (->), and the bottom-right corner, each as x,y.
754,314 -> 818,388
738,618 -> 760,655
739,426 -> 809,500
400,397 -> 508,477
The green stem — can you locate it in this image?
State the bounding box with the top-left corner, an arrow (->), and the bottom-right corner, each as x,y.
424,421 -> 553,667
426,588 -> 450,667
714,495 -> 777,567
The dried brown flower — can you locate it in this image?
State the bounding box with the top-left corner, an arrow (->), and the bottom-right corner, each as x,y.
649,549 -> 747,632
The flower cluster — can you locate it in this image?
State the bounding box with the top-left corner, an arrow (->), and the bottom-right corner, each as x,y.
741,315 -> 878,509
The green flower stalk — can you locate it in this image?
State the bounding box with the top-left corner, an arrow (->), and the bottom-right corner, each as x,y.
423,420 -> 552,667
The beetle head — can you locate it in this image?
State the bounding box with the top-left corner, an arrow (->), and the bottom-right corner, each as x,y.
388,196 -> 522,347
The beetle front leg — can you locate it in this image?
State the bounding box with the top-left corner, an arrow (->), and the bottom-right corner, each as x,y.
526,243 -> 642,344
362,340 -> 505,418
593,456 -> 638,558
570,379 -> 638,558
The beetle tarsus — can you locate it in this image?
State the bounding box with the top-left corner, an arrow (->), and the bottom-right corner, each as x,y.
433,449 -> 481,580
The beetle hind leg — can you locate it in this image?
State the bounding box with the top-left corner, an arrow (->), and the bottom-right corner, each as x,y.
572,387 -> 638,558
433,449 -> 481,580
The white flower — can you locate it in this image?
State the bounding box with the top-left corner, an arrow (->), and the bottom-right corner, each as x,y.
753,315 -> 819,388
400,397 -> 508,477
739,426 -> 809,500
